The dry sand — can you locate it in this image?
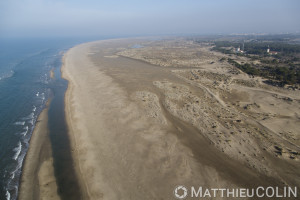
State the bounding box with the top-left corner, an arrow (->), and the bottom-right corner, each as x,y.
19,103 -> 60,200
61,38 -> 300,199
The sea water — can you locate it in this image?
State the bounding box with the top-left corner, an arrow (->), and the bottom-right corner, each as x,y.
0,38 -> 94,200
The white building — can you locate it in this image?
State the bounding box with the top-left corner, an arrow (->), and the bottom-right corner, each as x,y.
267,45 -> 277,55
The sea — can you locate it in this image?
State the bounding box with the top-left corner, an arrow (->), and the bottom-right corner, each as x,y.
0,37 -> 99,200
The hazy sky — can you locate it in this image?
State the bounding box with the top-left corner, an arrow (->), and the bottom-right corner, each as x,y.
1,0 -> 299,38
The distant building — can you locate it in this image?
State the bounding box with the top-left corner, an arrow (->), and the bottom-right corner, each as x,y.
267,45 -> 277,55
236,45 -> 244,53
236,42 -> 245,53
269,51 -> 278,55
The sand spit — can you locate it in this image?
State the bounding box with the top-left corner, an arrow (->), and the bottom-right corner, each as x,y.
62,38 -> 300,199
19,105 -> 60,200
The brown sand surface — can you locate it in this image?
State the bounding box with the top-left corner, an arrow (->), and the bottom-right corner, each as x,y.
62,38 -> 300,199
19,104 -> 60,200
50,68 -> 55,79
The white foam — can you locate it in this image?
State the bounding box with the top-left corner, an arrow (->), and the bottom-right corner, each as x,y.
28,118 -> 34,125
0,70 -> 14,82
14,185 -> 18,198
14,121 -> 25,126
6,190 -> 10,200
20,131 -> 26,137
13,142 -> 22,160
36,92 -> 39,97
10,172 -> 14,179
23,112 -> 34,120
11,144 -> 25,182
41,93 -> 45,100
20,126 -> 28,136
32,106 -> 36,112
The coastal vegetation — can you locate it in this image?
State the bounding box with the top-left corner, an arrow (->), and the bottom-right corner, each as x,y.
227,58 -> 300,85
203,34 -> 300,86
213,41 -> 300,56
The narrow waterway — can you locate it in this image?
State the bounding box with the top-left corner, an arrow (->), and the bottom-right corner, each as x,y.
47,58 -> 82,200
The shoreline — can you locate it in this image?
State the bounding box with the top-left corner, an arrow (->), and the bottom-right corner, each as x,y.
19,37 -> 297,199
61,46 -> 90,199
19,48 -> 82,200
18,102 -> 59,200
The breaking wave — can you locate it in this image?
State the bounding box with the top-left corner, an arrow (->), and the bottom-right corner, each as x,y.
12,142 -> 21,161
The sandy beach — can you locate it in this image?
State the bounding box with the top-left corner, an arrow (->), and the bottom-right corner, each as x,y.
19,103 -> 60,200
60,38 -> 300,199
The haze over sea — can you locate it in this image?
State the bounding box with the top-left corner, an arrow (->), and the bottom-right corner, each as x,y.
0,38 -> 98,200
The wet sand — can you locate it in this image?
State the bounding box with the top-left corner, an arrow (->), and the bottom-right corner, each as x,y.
62,38 -> 299,199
